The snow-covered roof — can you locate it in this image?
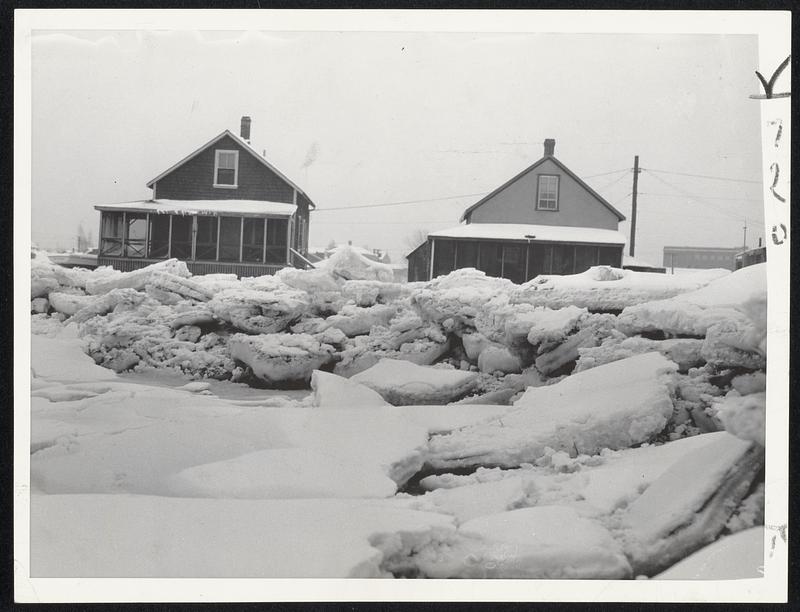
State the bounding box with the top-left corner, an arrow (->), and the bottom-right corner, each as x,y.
94,199 -> 297,217
429,223 -> 627,245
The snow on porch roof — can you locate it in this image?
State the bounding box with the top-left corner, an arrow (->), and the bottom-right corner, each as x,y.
94,199 -> 297,217
429,223 -> 627,245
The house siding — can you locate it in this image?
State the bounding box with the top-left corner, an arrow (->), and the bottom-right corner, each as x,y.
406,240 -> 432,282
467,158 -> 620,230
153,134 -> 295,203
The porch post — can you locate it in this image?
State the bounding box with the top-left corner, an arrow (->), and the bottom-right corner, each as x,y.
97,212 -> 104,256
145,213 -> 150,259
285,216 -> 292,265
428,239 -> 435,281
191,216 -> 197,261
239,217 -> 244,262
167,215 -> 173,259
122,212 -> 127,256
215,216 -> 221,261
262,218 -> 268,263
524,241 -> 530,281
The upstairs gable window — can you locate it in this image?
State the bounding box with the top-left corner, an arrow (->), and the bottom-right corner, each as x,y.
536,174 -> 559,210
214,150 -> 239,188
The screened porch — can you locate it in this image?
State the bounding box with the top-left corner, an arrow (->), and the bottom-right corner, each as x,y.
429,238 -> 623,284
96,209 -> 292,276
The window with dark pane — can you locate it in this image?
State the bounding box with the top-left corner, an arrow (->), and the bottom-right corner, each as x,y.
148,215 -> 170,259
455,241 -> 479,269
598,246 -> 620,266
477,241 -> 503,278
433,239 -> 456,278
219,216 -> 242,262
502,244 -> 526,284
265,218 -> 288,264
242,218 -> 265,262
574,245 -> 599,273
215,151 -> 238,186
124,213 -> 147,258
551,244 -> 575,275
100,211 -> 124,256
170,215 -> 193,260
195,216 -> 218,260
527,243 -> 552,279
537,175 -> 559,210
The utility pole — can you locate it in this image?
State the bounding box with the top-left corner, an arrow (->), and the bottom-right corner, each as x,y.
629,155 -> 640,257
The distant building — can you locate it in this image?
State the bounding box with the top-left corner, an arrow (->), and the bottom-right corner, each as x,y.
735,245 -> 767,269
94,116 -> 315,277
406,139 -> 627,282
662,246 -> 741,271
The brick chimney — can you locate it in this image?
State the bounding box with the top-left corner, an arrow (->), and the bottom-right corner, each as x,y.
240,116 -> 252,142
544,138 -> 555,157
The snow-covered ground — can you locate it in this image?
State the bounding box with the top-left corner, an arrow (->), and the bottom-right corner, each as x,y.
27,251 -> 768,579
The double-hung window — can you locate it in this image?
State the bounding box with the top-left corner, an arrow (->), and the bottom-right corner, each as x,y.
214,150 -> 239,188
536,175 -> 559,210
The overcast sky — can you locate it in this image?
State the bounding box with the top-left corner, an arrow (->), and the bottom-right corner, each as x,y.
30,29 -> 764,265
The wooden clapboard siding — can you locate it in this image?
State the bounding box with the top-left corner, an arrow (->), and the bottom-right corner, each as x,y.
153,134 -> 295,203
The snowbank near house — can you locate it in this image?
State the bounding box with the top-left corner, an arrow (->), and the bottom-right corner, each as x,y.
511,265 -> 730,311
320,245 -> 395,282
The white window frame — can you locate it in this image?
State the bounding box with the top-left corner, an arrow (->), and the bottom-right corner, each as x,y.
536,174 -> 559,211
213,149 -> 239,189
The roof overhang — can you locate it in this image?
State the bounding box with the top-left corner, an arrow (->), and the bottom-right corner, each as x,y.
94,199 -> 297,218
429,223 -> 627,246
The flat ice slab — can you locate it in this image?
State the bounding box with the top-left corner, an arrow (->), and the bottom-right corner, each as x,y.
454,506 -> 632,579
30,494 -> 454,578
654,527 -> 764,580
426,352 -> 677,468
352,358 -> 480,405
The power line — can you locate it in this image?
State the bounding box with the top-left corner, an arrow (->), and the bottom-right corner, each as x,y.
639,192 -> 762,203
644,209 -> 760,223
312,192 -> 489,212
611,192 -> 632,206
582,168 -> 629,179
592,170 -> 630,192
644,168 -> 761,185
308,165 -> 760,215
643,171 -> 762,226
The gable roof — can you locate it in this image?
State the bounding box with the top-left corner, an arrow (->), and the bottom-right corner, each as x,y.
145,129 -> 315,209
459,154 -> 625,223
